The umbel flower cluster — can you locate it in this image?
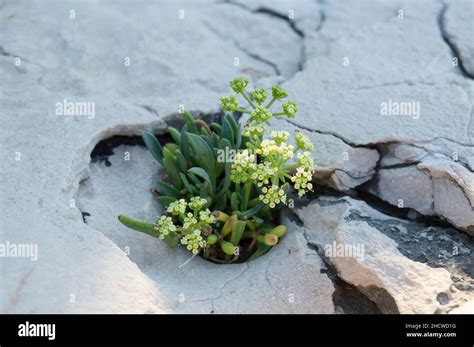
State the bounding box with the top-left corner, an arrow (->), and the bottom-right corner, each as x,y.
119,77 -> 315,263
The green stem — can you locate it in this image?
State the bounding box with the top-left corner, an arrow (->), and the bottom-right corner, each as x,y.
235,108 -> 251,114
272,112 -> 286,116
271,175 -> 279,186
240,91 -> 256,109
241,182 -> 252,211
265,98 -> 276,109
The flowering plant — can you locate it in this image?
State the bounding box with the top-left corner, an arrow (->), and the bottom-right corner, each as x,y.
118,77 -> 315,263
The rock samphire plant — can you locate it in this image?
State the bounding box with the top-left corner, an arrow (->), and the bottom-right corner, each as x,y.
118,77 -> 315,263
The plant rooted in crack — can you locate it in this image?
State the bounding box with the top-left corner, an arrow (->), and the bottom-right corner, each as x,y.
118,77 -> 315,263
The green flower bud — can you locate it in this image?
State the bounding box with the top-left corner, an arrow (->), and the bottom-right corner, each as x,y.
250,105 -> 272,123
188,196 -> 207,211
271,85 -> 288,100
295,132 -> 314,152
207,234 -> 218,245
258,184 -> 287,208
290,167 -> 314,197
220,95 -> 239,111
230,77 -> 249,93
154,216 -> 177,240
180,229 -> 207,255
282,101 -> 298,118
167,199 -> 187,215
221,240 -> 237,255
270,130 -> 289,144
250,88 -> 269,105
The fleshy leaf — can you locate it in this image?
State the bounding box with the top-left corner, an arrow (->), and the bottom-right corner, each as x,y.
141,131 -> 163,164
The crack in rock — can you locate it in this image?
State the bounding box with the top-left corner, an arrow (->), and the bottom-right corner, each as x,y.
225,0 -> 304,38
438,2 -> 474,79
295,196 -> 473,313
283,118 -> 359,147
200,18 -> 280,76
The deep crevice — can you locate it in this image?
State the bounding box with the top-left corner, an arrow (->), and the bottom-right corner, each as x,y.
306,242 -> 384,314
90,111 -> 225,166
234,40 -> 281,75
225,1 -> 304,38
437,2 -> 474,79
283,118 -> 361,147
221,0 -> 306,74
254,8 -> 304,38
285,206 -> 385,314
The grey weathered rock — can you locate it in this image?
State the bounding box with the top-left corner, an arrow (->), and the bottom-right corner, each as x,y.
1,0 -> 472,314
294,196 -> 474,314
230,0 -> 323,36
78,145 -> 335,313
0,0 -> 313,313
367,156 -> 474,234
203,2 -> 303,78
304,0 -> 446,64
442,0 -> 474,77
279,0 -> 474,232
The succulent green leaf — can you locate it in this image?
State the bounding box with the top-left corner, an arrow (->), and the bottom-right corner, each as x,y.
230,192 -> 240,211
186,171 -> 202,187
141,131 -> 163,164
175,150 -> 188,172
210,132 -> 220,148
188,167 -> 214,193
156,181 -> 181,199
222,118 -> 235,147
180,130 -> 190,161
186,132 -> 216,186
156,196 -> 177,207
211,123 -> 222,135
221,241 -> 236,256
164,143 -> 178,154
230,220 -> 246,246
200,181 -> 212,199
163,147 -> 182,190
168,127 -> 181,145
217,162 -> 231,198
240,204 -> 264,219
179,173 -> 197,194
163,233 -> 180,247
224,114 -> 239,138
214,193 -> 227,211
118,215 -> 158,236
182,110 -> 198,133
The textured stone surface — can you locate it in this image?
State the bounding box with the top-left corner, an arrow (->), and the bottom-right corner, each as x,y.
280,0 -> 474,232
367,156 -> 474,234
294,197 -> 474,314
230,0 -> 323,36
442,0 -> 474,77
78,145 -> 335,313
0,0 -> 310,313
1,0 -> 473,314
